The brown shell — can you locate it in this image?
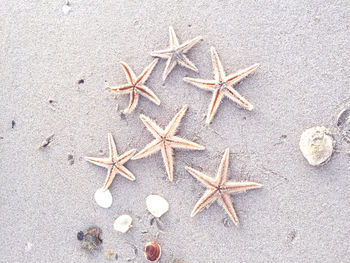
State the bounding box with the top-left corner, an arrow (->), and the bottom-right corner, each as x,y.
144,241 -> 161,261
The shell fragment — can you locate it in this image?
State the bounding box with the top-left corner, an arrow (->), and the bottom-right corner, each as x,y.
113,215 -> 133,233
146,195 -> 169,218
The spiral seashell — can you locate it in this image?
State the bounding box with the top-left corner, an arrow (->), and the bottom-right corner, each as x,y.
144,241 -> 161,262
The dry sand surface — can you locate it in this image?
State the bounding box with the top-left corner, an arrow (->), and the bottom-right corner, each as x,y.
1,1 -> 349,262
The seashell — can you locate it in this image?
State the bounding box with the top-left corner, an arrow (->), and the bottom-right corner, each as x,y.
146,194 -> 169,218
113,214 -> 133,233
144,241 -> 161,262
299,126 -> 334,166
94,188 -> 112,208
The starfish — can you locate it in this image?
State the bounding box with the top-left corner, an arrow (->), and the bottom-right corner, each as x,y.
184,47 -> 259,124
108,59 -> 160,113
151,26 -> 202,81
132,105 -> 205,181
185,148 -> 262,226
85,133 -> 136,191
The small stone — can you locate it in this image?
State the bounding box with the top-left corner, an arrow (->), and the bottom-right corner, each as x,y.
299,126 -> 334,166
146,195 -> 169,218
68,154 -> 74,165
77,231 -> 84,241
94,188 -> 112,208
113,214 -> 133,233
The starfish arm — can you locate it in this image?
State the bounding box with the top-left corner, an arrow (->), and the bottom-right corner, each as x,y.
206,89 -> 224,124
85,156 -> 112,169
123,90 -> 139,113
150,48 -> 173,58
108,84 -> 133,94
108,133 -> 118,159
102,166 -> 117,191
162,56 -> 177,81
183,77 -> 217,91
191,189 -> 218,217
135,59 -> 159,85
225,63 -> 259,85
169,26 -> 179,48
139,114 -> 164,138
218,194 -> 239,225
168,136 -> 205,150
132,139 -> 162,160
137,85 -> 161,105
165,105 -> 188,136
215,148 -> 230,185
115,164 -> 136,181
161,145 -> 174,181
185,166 -> 216,187
224,86 -> 253,110
178,36 -> 203,53
177,54 -> 199,72
224,181 -> 263,194
117,149 -> 136,164
210,47 -> 226,82
119,61 -> 136,84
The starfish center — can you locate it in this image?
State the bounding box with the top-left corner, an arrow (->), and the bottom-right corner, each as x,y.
172,50 -> 183,60
217,81 -> 227,90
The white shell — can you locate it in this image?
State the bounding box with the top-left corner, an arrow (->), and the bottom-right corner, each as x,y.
299,126 -> 334,166
113,215 -> 133,233
146,195 -> 169,218
94,188 -> 112,208
62,4 -> 71,15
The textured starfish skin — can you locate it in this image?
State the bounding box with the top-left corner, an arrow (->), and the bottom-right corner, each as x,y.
85,133 -> 136,191
108,59 -> 160,113
132,105 -> 205,181
186,148 -> 262,226
151,26 -> 202,81
184,47 -> 259,124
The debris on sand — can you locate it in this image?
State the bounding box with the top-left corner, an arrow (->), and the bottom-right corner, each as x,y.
336,106 -> 350,143
38,134 -> 55,149
78,227 -> 103,251
68,154 -> 74,165
62,1 -> 71,15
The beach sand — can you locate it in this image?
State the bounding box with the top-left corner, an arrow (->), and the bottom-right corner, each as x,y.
1,1 -> 349,262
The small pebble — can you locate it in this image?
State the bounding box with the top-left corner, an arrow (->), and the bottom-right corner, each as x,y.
146,195 -> 169,218
299,126 -> 334,166
94,188 -> 112,208
25,242 -> 33,252
68,154 -> 74,165
77,231 -> 84,241
113,215 -> 133,233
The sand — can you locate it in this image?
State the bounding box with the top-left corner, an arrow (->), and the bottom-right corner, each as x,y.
1,0 -> 349,262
